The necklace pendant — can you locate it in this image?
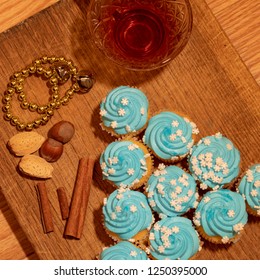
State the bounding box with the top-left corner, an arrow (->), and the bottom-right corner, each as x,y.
53,62 -> 71,84
73,70 -> 95,93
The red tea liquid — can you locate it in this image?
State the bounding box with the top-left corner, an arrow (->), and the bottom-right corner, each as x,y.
104,5 -> 172,62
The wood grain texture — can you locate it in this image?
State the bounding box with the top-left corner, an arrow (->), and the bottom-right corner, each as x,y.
205,0 -> 260,85
0,0 -> 59,33
0,0 -> 259,260
0,192 -> 37,259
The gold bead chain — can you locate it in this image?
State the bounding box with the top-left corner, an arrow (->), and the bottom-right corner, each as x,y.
2,56 -> 94,131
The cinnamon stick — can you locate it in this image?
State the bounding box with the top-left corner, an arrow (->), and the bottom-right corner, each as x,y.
57,187 -> 69,220
35,182 -> 54,233
64,157 -> 95,239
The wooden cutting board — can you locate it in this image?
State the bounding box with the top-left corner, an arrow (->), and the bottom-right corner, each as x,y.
0,0 -> 259,260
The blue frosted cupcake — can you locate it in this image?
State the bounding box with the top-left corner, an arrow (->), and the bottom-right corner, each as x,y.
100,241 -> 148,260
148,217 -> 201,260
143,111 -> 199,163
188,133 -> 240,190
193,189 -> 248,244
237,164 -> 260,217
145,164 -> 199,217
100,138 -> 153,189
102,188 -> 153,243
99,86 -> 149,137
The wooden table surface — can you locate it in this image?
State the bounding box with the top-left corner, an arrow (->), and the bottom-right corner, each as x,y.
0,0 -> 259,260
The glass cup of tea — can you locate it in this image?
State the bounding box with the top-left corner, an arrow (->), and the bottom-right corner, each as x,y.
87,0 -> 193,71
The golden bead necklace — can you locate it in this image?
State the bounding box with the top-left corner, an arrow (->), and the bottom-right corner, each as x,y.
2,56 -> 94,131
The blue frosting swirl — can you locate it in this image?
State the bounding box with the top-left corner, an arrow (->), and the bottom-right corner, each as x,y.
100,86 -> 149,135
100,241 -> 148,260
100,140 -> 151,188
238,164 -> 260,215
193,189 -> 248,240
149,217 -> 200,260
146,165 -> 198,217
103,189 -> 153,240
188,133 -> 240,189
143,111 -> 198,161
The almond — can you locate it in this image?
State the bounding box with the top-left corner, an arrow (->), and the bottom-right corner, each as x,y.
19,154 -> 54,179
8,132 -> 45,156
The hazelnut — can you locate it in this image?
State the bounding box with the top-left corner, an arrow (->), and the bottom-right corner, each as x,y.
48,120 -> 75,144
40,138 -> 63,162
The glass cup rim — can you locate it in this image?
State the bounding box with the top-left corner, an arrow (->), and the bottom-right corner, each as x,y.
87,0 -> 193,71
